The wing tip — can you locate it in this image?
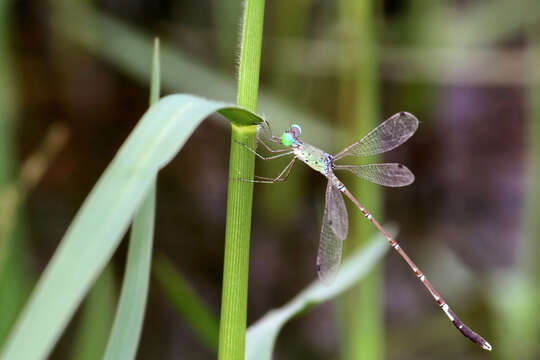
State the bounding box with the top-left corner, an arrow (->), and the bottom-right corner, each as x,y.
396,163 -> 415,187
397,111 -> 419,129
317,263 -> 337,286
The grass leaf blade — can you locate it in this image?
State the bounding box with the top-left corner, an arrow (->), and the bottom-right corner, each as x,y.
245,230 -> 392,360
103,36 -> 161,360
0,94 -> 262,360
153,256 -> 219,353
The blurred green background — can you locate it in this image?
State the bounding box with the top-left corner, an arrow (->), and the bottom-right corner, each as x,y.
1,0 -> 539,359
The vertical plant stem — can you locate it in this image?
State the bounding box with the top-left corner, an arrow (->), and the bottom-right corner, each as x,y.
219,0 -> 265,359
493,20 -> 540,360
522,19 -> 540,353
337,1 -> 383,359
235,0 -> 265,110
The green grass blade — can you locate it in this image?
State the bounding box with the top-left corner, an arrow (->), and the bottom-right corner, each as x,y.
244,230 -> 393,360
0,94 -> 262,360
149,38 -> 160,105
70,266 -> 116,360
102,38 -> 161,360
153,256 -> 219,353
102,186 -> 155,360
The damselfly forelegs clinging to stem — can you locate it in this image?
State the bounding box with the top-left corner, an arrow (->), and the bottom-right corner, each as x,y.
239,113 -> 492,351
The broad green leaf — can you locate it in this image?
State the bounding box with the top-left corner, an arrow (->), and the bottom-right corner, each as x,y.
103,38 -> 161,360
245,230 -> 393,360
0,94 -> 262,360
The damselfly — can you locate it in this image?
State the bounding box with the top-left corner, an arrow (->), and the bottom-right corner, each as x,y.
239,112 -> 492,351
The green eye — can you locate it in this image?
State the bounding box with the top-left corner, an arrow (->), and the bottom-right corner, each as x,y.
281,132 -> 294,147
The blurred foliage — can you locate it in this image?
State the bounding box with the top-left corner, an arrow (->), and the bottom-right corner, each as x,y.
153,255 -> 219,353
69,266 -> 116,360
490,19 -> 540,360
0,0 -> 30,347
2,0 -> 540,358
336,1 -> 383,359
51,1 -> 337,148
0,95 -> 261,360
257,0 -> 311,225
246,233 -> 389,360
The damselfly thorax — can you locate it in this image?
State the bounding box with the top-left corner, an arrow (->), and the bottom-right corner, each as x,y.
292,142 -> 347,192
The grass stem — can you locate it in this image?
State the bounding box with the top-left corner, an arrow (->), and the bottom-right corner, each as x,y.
218,0 -> 265,359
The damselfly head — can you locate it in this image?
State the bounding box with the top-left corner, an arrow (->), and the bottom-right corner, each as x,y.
290,124 -> 301,137
281,124 -> 302,147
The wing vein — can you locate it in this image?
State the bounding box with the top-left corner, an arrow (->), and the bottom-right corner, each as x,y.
334,112 -> 418,160
317,177 -> 348,284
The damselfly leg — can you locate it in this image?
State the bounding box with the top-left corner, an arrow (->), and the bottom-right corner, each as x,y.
249,158 -> 297,184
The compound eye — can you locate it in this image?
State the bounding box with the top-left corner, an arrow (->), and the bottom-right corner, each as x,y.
281,132 -> 294,147
290,124 -> 301,138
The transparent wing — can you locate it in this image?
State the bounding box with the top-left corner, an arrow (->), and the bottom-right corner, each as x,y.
317,179 -> 349,285
257,120 -> 273,141
335,163 -> 415,187
257,120 -> 283,146
333,112 -> 419,160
